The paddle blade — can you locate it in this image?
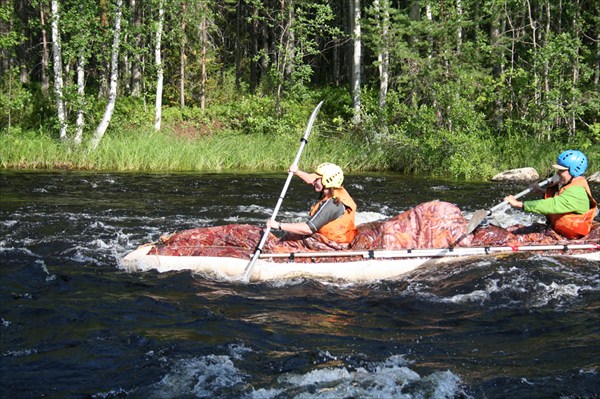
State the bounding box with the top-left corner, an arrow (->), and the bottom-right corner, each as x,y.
465,209 -> 489,235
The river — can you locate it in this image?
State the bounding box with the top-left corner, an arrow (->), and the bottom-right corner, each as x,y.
1,171 -> 599,398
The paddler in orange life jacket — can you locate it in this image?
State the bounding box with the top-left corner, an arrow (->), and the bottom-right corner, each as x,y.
266,163 -> 358,244
504,150 -> 598,239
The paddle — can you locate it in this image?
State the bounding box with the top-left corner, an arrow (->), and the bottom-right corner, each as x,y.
464,174 -> 560,235
241,101 -> 324,282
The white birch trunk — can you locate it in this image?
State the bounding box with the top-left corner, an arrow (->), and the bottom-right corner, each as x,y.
426,2 -> 432,61
570,0 -> 581,136
131,0 -> 142,97
276,0 -> 293,108
200,12 -> 207,110
525,0 -> 540,111
544,0 -> 550,97
180,1 -> 186,109
154,0 -> 164,131
91,0 -> 122,149
350,0 -> 362,124
374,0 -> 390,109
40,4 -> 50,97
123,32 -> 130,93
74,47 -> 85,145
50,0 -> 68,141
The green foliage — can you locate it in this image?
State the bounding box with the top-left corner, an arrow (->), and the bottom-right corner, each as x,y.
358,81 -> 500,179
2,0 -> 599,180
2,109 -> 598,179
0,68 -> 33,132
0,3 -> 23,50
219,95 -> 312,136
109,96 -> 153,129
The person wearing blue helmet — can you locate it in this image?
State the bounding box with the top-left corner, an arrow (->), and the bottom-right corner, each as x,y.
504,150 -> 597,239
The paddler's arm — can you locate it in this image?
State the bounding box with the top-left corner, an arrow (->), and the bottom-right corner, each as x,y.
266,200 -> 344,235
289,164 -> 320,185
504,195 -> 525,209
505,186 -> 590,214
523,186 -> 590,214
266,219 -> 313,235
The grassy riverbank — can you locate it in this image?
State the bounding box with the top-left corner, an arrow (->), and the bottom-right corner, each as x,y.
2,122 -> 597,179
0,128 -> 356,172
2,93 -> 598,179
0,127 -> 359,172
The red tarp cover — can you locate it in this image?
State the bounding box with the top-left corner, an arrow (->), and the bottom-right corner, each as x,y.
148,201 -> 599,262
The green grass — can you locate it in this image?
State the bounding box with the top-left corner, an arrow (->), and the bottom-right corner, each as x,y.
1,125 -> 598,179
0,127 -> 370,173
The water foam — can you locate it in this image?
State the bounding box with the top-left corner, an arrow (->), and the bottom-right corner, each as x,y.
138,349 -> 466,399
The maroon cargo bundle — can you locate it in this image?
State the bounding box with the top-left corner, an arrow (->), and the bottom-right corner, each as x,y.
149,200 -> 599,262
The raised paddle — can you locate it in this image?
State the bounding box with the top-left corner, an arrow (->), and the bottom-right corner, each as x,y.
241,101 -> 324,282
464,174 -> 560,235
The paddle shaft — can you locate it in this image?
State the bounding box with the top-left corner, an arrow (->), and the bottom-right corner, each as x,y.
489,175 -> 558,214
241,101 -> 324,282
465,174 -> 559,235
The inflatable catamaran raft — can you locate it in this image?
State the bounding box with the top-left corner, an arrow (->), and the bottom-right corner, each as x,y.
122,201 -> 599,282
122,242 -> 599,282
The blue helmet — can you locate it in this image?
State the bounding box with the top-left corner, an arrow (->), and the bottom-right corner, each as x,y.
556,150 -> 587,177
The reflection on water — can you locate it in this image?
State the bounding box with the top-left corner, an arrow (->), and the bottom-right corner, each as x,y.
1,171 -> 599,398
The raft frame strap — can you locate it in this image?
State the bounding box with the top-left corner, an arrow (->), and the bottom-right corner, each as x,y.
257,243 -> 599,260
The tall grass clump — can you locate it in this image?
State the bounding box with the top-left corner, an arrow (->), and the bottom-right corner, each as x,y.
85,129 -> 314,172
0,131 -> 72,169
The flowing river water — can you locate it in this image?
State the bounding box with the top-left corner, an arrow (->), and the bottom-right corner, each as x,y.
1,170 -> 599,398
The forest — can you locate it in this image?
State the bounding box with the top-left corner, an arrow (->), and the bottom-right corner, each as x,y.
1,0 -> 598,178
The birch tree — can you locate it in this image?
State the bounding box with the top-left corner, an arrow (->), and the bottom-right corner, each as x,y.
525,0 -> 540,109
69,1 -> 96,145
39,3 -> 50,97
130,0 -> 142,97
50,0 -> 68,141
154,0 -> 164,131
180,1 -> 186,109
200,6 -> 207,110
350,0 -> 361,124
249,3 -> 259,91
372,0 -> 390,109
91,0 -> 123,149
275,0 -> 294,108
73,45 -> 85,145
234,0 -> 242,89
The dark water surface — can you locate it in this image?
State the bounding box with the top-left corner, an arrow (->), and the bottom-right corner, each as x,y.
1,171 -> 599,398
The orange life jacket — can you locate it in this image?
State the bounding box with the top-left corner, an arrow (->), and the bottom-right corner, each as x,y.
544,177 -> 598,239
310,187 -> 358,243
